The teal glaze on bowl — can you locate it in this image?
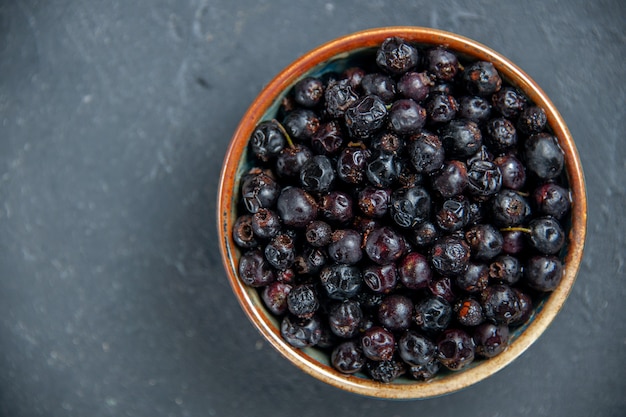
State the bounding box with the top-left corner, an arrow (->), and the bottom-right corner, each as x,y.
218,27 -> 587,399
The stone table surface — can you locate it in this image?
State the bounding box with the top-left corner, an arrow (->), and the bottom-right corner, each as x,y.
0,1 -> 624,416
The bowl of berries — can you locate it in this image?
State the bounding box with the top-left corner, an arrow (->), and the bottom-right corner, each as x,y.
217,27 -> 586,399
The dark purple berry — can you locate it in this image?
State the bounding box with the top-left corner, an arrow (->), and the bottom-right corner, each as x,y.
320,191 -> 353,224
363,264 -> 398,294
388,99 -> 427,135
345,94 -> 388,139
517,105 -> 547,135
238,250 -> 275,287
408,131 -> 445,174
397,71 -> 433,102
364,226 -> 407,265
361,73 -> 397,103
524,133 -> 565,180
501,230 -> 526,254
437,328 -> 476,371
262,281 -> 292,315
398,330 -> 438,378
408,360 -> 441,381
336,146 -> 371,184
287,284 -> 319,318
426,47 -> 459,81
280,314 -> 322,348
414,297 -> 452,333
524,255 -> 563,292
529,216 -> 565,255
300,155 -> 335,193
358,186 -> 391,218
533,182 -> 571,219
486,117 -> 518,151
311,120 -> 344,155
491,87 -> 526,118
465,224 -> 503,261
494,154 -> 526,190
325,79 -> 359,118
251,208 -> 282,239
491,189 -> 531,227
371,131 -> 403,154
430,235 -> 471,276
462,61 -> 502,96
276,186 -> 318,228
294,246 -> 327,275
264,233 -> 295,270
328,229 -> 363,265
481,284 -> 521,325
367,359 -> 406,383
429,276 -> 456,304
488,255 -> 522,285
474,322 -> 509,358
456,262 -> 489,294
390,186 -> 431,228
435,196 -> 470,233
409,221 -> 440,248
376,37 -> 419,75
426,94 -> 458,124
440,119 -> 483,158
250,120 -> 287,162
366,151 -> 402,188
329,300 -> 363,338
342,66 -> 366,89
305,220 -> 332,247
275,144 -> 313,178
458,96 -> 491,122
331,341 -> 365,374
283,109 -> 320,141
454,298 -> 484,327
511,289 -> 533,326
232,214 -> 258,249
293,76 -> 324,108
378,294 -> 414,331
241,170 -> 280,214
398,252 -> 433,290
320,264 -> 363,300
361,326 -> 395,361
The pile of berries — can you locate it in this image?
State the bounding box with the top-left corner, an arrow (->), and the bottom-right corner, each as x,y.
232,37 -> 571,383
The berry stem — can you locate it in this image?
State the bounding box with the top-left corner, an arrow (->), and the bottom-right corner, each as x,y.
499,226 -> 531,234
273,119 -> 295,148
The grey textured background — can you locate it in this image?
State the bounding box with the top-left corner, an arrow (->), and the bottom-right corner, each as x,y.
1,1 -> 625,416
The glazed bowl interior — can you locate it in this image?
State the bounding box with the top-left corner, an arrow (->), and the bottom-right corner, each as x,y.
217,27 -> 586,399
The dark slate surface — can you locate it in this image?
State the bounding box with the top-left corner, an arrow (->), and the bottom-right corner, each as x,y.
0,1 -> 624,416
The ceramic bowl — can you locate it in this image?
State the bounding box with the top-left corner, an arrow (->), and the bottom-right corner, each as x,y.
217,27 -> 587,399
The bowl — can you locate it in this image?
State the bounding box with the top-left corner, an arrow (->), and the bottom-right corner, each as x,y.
217,27 -> 587,399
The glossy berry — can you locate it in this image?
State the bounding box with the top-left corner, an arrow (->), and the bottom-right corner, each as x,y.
238,250 -> 275,287
501,229 -> 526,254
489,255 -> 522,285
465,224 -> 503,261
398,330 -> 438,367
390,185 -> 431,229
366,151 -> 402,188
491,189 -> 531,227
320,191 -> 353,224
440,119 -> 483,159
481,284 -> 521,325
345,94 -> 388,139
494,154 -> 526,190
435,196 -> 470,233
378,294 -> 414,331
454,298 -> 484,327
426,47 -> 459,81
529,216 -> 565,255
250,120 -> 287,162
320,264 -> 362,300
276,186 -> 318,228
325,79 -> 359,118
361,326 -> 395,361
363,264 -> 398,294
251,208 -> 281,239
458,96 -> 491,122
329,300 -> 363,338
240,170 -> 280,214
331,341 -> 365,374
533,182 -> 570,219
456,262 -> 489,294
426,94 -> 458,124
388,99 -> 427,135
437,328 -> 476,371
275,144 -> 313,178
414,297 -> 452,333
342,66 -> 366,89
524,133 -> 565,180
300,155 -> 335,193
397,71 -> 432,102
264,233 -> 295,270
305,220 -> 332,247
293,246 -> 327,276
408,131 -> 445,174
283,109 -> 320,141
232,214 -> 258,249
361,73 -> 397,103
429,276 -> 456,304
491,87 -> 527,118
371,131 -> 403,154
293,76 -> 324,108
431,160 -> 468,197
287,284 -> 319,318
280,314 -> 322,348
430,235 -> 471,276
262,281 -> 292,315
408,221 -> 439,248
408,360 -> 441,381
473,322 -> 509,358
311,121 -> 344,156
376,37 -> 419,75
398,252 -> 433,290
524,255 -> 563,291
486,117 -> 517,151
364,226 -> 407,265
358,186 -> 391,218
367,359 -> 406,383
511,289 -> 533,326
336,146 -> 371,184
517,105 -> 547,135
328,229 -> 363,265
462,61 -> 502,96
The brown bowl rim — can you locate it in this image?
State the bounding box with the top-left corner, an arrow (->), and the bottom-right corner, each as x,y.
217,26 -> 587,399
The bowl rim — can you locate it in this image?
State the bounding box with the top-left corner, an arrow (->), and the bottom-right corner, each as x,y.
217,26 -> 587,399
